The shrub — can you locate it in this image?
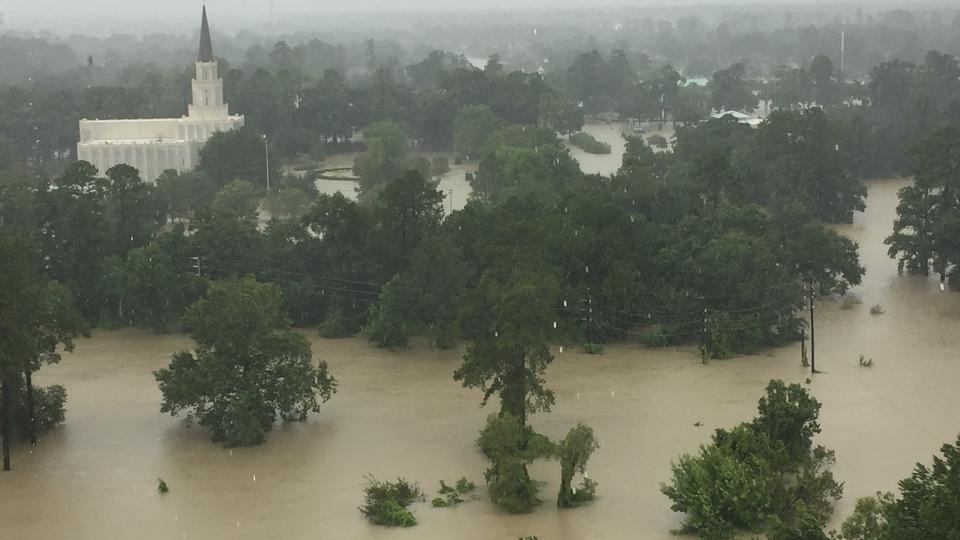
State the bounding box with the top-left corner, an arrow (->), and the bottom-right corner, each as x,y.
840,295 -> 862,310
582,342 -> 605,355
647,134 -> 669,148
157,478 -> 169,494
640,324 -> 668,347
869,304 -> 884,315
569,132 -> 612,154
432,477 -> 477,507
359,476 -> 424,527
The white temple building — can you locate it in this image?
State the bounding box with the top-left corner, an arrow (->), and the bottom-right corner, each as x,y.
76,7 -> 244,183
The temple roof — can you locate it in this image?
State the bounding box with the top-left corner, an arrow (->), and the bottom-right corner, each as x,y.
198,6 -> 214,62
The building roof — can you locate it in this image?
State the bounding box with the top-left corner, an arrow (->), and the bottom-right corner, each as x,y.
199,6 -> 214,62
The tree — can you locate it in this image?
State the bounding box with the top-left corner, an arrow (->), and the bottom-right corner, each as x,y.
38,161 -> 112,319
430,155 -> 450,179
473,126 -> 582,203
212,179 -> 260,219
662,380 -> 842,539
453,104 -> 501,159
756,108 -> 867,223
353,121 -> 409,192
0,232 -> 86,471
477,413 -> 554,513
113,242 -> 204,331
155,278 -> 337,446
711,62 -> 758,113
454,260 -> 559,427
156,169 -> 218,222
199,128 -> 279,188
886,127 -> 960,285
880,434 -> 960,539
556,423 -> 599,508
104,163 -> 162,255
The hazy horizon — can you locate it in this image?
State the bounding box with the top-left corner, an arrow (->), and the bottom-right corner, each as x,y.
2,0 -> 954,36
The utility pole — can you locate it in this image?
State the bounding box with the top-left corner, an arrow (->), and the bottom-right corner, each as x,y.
700,307 -> 708,364
263,134 -> 271,192
839,31 -> 846,81
585,286 -> 593,344
809,284 -> 817,375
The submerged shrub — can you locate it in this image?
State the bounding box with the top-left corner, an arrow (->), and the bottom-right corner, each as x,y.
359,476 -> 424,527
582,342 -> 605,355
569,132 -> 612,154
640,324 -> 668,347
432,477 -> 478,507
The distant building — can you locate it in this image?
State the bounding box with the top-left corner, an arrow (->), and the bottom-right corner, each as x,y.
76,7 -> 244,183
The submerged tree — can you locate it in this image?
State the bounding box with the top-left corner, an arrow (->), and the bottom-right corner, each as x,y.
0,232 -> 86,471
840,434 -> 960,540
556,423 -> 600,508
477,412 -> 554,513
155,277 -> 337,446
661,380 -> 842,539
886,127 -> 960,287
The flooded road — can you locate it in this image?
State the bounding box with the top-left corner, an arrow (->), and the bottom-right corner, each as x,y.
3,178 -> 960,539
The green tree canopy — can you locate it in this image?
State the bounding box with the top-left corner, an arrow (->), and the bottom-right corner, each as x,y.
155,278 -> 337,446
199,128 -> 280,188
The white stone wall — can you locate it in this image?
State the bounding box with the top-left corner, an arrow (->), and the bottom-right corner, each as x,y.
76,58 -> 244,184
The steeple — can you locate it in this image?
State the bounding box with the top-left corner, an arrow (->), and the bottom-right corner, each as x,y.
198,6 -> 214,62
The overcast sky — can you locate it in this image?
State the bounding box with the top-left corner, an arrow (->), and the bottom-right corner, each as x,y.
1,0 -> 946,35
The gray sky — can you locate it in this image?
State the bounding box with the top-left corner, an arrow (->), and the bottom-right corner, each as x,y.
2,0 -> 945,35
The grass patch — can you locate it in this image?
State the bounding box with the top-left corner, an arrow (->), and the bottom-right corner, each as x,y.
569,132 -> 612,154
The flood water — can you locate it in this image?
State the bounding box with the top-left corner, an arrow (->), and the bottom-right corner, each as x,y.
3,178 -> 960,539
312,152 -> 476,214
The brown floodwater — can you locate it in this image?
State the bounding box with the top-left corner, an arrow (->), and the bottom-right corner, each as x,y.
2,178 -> 959,539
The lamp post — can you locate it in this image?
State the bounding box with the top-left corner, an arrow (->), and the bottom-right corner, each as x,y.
263,134 -> 271,192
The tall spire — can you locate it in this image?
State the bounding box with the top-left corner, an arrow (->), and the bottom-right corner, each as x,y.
198,5 -> 214,62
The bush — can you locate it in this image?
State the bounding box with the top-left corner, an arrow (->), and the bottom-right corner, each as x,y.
157,478 -> 169,494
569,132 -> 612,154
869,304 -> 884,315
841,295 -> 862,310
359,476 -> 424,527
647,134 -> 669,148
432,477 -> 477,507
640,324 -> 668,347
582,342 -> 605,355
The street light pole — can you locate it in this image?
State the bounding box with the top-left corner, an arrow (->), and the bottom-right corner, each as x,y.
263,134 -> 271,192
